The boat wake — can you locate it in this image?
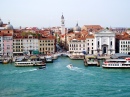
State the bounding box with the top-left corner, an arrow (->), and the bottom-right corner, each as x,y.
18,69 -> 37,73
2,69 -> 37,75
66,65 -> 83,72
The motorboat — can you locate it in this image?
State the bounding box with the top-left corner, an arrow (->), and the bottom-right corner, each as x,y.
3,59 -> 9,64
66,64 -> 73,69
38,66 -> 46,69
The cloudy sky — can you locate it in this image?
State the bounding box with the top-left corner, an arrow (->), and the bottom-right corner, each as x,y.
1,0 -> 130,28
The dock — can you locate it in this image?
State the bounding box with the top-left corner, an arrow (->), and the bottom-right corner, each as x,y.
84,55 -> 100,67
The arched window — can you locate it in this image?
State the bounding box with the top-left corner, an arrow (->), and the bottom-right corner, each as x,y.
98,41 -> 100,45
111,41 -> 112,45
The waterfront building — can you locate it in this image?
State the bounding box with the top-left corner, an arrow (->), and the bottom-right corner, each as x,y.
116,32 -> 130,54
3,33 -> 13,57
2,22 -> 14,57
13,32 -> 23,56
0,31 -> 3,56
85,32 -> 95,54
69,38 -> 86,53
94,29 -> 115,55
39,33 -> 56,54
22,33 -> 39,55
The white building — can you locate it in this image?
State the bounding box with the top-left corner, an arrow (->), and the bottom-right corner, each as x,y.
69,39 -> 86,53
85,33 -> 95,54
23,35 -> 39,55
94,29 -> 115,55
119,40 -> 130,54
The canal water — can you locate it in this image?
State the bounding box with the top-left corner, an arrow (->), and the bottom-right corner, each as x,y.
0,56 -> 130,97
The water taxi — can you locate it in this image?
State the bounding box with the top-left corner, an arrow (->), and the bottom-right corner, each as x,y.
102,57 -> 130,69
66,64 -> 73,69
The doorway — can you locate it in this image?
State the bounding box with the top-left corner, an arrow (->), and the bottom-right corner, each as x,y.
103,46 -> 107,54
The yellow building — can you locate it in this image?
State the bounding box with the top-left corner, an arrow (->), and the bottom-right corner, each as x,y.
39,34 -> 56,55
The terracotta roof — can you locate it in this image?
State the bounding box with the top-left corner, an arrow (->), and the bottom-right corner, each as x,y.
116,32 -> 130,40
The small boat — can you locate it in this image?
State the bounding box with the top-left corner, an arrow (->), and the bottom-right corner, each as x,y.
3,59 -> 9,64
38,66 -> 46,69
66,64 -> 73,69
45,56 -> 53,63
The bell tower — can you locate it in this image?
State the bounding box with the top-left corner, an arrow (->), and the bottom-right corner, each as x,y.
61,14 -> 65,34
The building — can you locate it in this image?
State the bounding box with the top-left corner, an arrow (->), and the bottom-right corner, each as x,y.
69,38 -> 86,53
22,33 -> 39,55
61,14 -> 65,34
39,33 -> 56,54
116,32 -> 130,54
13,32 -> 23,56
0,31 -> 3,56
94,29 -> 115,55
85,33 -> 95,54
82,25 -> 103,33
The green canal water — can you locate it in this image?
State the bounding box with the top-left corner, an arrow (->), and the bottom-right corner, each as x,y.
0,56 -> 130,97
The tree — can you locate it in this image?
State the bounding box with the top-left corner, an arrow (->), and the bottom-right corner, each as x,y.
106,27 -> 109,30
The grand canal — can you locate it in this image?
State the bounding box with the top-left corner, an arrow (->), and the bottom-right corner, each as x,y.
0,56 -> 130,97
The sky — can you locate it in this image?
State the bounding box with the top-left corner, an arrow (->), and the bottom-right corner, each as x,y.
1,0 -> 130,28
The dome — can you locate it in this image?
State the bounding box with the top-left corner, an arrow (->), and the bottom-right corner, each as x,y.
0,18 -> 3,27
73,23 -> 81,32
5,22 -> 13,29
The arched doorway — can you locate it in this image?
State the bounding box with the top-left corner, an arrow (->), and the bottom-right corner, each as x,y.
103,46 -> 106,54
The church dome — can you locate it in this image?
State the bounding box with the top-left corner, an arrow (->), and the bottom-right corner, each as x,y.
5,22 -> 13,29
73,23 -> 81,32
0,18 -> 3,27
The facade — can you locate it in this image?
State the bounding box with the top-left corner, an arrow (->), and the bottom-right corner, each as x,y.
69,38 -> 86,53
85,33 -> 95,54
23,35 -> 39,55
94,29 -> 115,55
0,32 -> 3,56
3,35 -> 13,57
119,40 -> 130,54
39,35 -> 55,54
13,37 -> 23,56
116,32 -> 130,54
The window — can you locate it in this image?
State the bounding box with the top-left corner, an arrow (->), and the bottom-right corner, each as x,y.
111,41 -> 112,45
98,41 -> 100,45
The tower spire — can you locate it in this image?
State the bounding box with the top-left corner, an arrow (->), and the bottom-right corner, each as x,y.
61,13 -> 65,34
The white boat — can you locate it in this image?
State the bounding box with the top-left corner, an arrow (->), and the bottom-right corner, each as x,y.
45,56 -> 53,63
15,61 -> 34,67
102,57 -> 130,69
66,64 -> 73,69
15,60 -> 46,67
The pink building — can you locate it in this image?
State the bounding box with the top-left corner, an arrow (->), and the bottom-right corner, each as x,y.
3,34 -> 13,57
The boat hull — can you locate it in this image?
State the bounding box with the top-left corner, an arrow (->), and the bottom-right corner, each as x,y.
102,65 -> 130,69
